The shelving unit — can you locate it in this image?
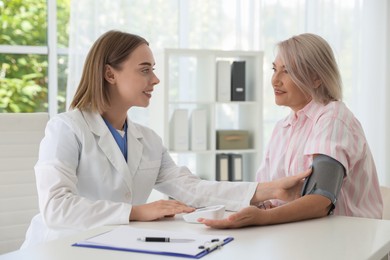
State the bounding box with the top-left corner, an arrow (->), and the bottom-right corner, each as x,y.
163,49 -> 263,181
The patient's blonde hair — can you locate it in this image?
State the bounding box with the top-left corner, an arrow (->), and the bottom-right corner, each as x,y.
277,33 -> 342,104
70,30 -> 148,113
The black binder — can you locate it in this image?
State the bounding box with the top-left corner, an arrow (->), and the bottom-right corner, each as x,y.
231,61 -> 246,101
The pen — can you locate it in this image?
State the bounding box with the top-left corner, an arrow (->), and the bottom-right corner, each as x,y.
137,237 -> 195,243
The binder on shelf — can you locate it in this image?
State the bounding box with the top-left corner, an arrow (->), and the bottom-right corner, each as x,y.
170,109 -> 189,151
190,109 -> 207,151
231,61 -> 246,101
228,154 -> 243,181
216,60 -> 231,102
73,226 -> 234,259
216,154 -> 229,181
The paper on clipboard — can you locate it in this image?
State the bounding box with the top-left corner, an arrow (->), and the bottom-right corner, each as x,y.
72,226 -> 233,259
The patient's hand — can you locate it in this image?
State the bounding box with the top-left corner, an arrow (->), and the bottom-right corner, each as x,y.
198,206 -> 267,229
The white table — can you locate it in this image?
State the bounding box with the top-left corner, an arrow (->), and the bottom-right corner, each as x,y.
1,215 -> 390,260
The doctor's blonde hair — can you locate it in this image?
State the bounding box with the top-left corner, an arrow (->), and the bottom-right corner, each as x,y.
70,30 -> 148,113
277,33 -> 342,104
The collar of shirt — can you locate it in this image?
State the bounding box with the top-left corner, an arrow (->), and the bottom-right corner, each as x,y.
282,100 -> 321,128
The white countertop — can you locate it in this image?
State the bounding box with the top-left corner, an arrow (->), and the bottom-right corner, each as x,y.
2,215 -> 390,260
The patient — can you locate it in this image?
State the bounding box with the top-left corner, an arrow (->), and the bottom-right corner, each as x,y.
199,33 -> 383,229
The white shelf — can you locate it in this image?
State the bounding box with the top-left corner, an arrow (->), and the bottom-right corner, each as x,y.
163,49 -> 263,181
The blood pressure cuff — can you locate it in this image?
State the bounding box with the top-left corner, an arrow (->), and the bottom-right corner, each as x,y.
301,154 -> 346,214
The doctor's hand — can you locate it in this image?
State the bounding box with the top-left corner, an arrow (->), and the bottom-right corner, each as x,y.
251,169 -> 312,205
130,200 -> 195,221
198,206 -> 266,229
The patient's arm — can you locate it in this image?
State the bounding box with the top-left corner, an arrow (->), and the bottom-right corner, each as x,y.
199,154 -> 345,229
198,194 -> 331,229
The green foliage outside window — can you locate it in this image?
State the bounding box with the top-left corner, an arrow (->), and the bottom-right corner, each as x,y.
0,0 -> 69,112
0,54 -> 48,112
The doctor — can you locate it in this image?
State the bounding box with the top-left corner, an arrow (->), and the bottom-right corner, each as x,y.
22,30 -> 310,248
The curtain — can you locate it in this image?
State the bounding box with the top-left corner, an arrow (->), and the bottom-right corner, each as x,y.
67,0 -> 390,186
354,0 -> 390,187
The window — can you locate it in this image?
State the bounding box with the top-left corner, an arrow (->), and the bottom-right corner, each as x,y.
0,0 -> 70,115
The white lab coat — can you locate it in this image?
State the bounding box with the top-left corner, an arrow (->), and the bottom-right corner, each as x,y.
22,109 -> 257,248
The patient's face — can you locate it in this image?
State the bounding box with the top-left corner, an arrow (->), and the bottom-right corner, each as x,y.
271,54 -> 310,112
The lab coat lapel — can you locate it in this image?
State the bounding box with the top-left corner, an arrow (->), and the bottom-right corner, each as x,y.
126,118 -> 143,177
81,111 -> 133,187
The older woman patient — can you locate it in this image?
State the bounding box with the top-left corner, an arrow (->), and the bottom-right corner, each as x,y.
199,33 -> 383,229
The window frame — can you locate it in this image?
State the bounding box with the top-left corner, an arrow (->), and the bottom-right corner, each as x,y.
0,0 -> 66,117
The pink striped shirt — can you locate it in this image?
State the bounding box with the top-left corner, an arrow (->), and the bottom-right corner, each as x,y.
257,100 -> 383,218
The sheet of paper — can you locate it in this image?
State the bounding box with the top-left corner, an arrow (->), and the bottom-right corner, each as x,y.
75,226 -> 231,256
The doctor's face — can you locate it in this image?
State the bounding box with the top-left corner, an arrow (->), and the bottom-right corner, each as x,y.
271,54 -> 310,112
106,43 -> 160,109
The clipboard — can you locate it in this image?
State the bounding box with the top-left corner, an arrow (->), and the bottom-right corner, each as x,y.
72,226 -> 234,259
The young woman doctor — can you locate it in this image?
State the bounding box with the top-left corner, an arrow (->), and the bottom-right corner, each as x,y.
22,30 -> 310,248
